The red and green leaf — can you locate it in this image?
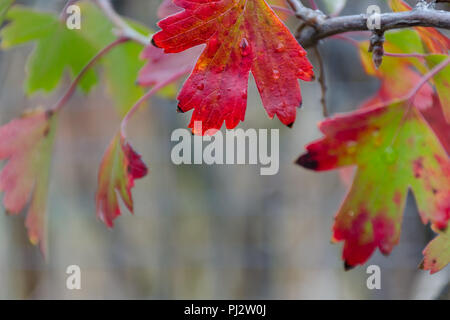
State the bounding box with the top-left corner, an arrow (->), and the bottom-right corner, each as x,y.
152,0 -> 314,134
96,133 -> 148,228
420,229 -> 450,274
0,108 -> 57,255
297,102 -> 450,268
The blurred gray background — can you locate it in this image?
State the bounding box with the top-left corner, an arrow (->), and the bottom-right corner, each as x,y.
0,0 -> 448,299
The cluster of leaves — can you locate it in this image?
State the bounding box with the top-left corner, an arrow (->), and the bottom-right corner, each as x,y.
0,0 -> 153,254
0,0 -> 448,274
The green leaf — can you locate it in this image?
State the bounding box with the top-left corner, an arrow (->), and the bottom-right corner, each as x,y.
1,6 -> 98,94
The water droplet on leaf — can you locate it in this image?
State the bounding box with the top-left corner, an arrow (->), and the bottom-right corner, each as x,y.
372,130 -> 383,146
347,141 -> 357,154
275,43 -> 285,53
382,146 -> 397,163
240,38 -> 251,56
273,69 -> 280,80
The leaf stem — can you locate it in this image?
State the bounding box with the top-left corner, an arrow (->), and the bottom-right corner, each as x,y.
331,34 -> 359,47
383,52 -> 430,59
120,69 -> 192,137
51,37 -> 130,112
313,46 -> 328,117
95,0 -> 151,46
405,56 -> 450,101
270,5 -> 295,16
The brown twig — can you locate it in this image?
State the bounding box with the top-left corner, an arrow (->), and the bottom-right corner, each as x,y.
313,46 -> 328,117
287,0 -> 450,48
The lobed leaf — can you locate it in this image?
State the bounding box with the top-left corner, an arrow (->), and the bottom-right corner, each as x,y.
96,133 -> 148,228
0,108 -> 57,255
1,6 -> 98,94
152,0 -> 314,134
297,102 -> 450,268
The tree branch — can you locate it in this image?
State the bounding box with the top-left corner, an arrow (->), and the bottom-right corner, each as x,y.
286,0 -> 450,48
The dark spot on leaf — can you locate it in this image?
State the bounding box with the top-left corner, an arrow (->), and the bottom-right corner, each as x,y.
177,105 -> 185,113
296,153 -> 319,170
45,109 -> 54,119
344,261 -> 355,271
151,37 -> 160,48
418,260 -> 424,270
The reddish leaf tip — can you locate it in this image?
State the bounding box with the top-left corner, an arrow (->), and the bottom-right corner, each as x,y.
96,134 -> 148,228
177,104 -> 185,113
296,152 -> 319,170
151,37 -> 160,48
344,261 -> 356,271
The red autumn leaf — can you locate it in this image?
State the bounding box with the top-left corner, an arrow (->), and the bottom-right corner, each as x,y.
152,0 -> 314,134
96,133 -> 147,228
296,102 -> 450,268
157,0 -> 291,20
0,108 -> 57,255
